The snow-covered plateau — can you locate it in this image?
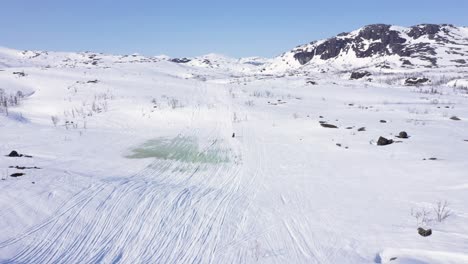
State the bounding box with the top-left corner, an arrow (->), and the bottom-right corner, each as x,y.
1,24 -> 468,263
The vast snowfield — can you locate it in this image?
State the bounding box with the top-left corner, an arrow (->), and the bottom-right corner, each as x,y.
1,46 -> 468,263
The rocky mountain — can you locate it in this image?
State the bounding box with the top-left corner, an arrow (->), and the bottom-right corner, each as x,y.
265,24 -> 468,73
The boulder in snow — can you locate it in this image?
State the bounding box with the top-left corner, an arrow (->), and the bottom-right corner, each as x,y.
377,136 -> 393,146
417,227 -> 432,237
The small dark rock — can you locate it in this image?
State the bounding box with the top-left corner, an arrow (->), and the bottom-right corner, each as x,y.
87,79 -> 99,84
320,123 -> 338,129
346,127 -> 353,129
380,120 -> 387,123
7,150 -> 20,157
390,257 -> 398,261
396,131 -> 409,138
232,133 -> 235,138
10,173 -> 25,178
306,80 -> 317,85
450,116 -> 461,121
417,227 -> 432,237
377,136 -> 393,146
357,127 -> 366,132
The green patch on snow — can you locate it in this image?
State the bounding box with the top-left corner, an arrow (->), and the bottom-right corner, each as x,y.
127,136 -> 229,163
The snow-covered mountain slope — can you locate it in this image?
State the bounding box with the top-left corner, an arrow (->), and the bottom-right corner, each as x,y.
265,24 -> 468,73
1,38 -> 468,264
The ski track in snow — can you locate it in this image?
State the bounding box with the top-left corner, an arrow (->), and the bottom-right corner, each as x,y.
0,83 -> 254,264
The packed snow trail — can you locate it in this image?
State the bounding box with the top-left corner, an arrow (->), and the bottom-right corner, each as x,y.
0,79 -> 254,263
0,152 -> 246,263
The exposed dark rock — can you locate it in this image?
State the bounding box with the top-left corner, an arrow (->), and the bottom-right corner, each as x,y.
320,123 -> 338,129
377,136 -> 393,146
6,151 -> 32,158
9,166 -> 41,170
396,131 -> 409,139
417,227 -> 432,237
13,71 -> 27,77
408,24 -> 441,39
170,58 -> 191,64
358,127 -> 366,132
306,80 -> 317,85
7,150 -> 20,157
350,71 -> 371,80
405,77 -> 430,86
316,37 -> 349,60
380,120 -> 387,123
401,59 -> 413,66
10,173 -> 25,178
452,59 -> 466,64
87,79 -> 99,84
420,56 -> 438,66
294,51 -> 315,65
450,116 -> 461,121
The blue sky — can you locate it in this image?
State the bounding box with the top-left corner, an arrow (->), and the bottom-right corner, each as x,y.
2,0 -> 468,58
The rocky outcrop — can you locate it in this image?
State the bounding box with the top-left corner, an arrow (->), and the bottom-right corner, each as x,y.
405,77 -> 430,86
350,71 -> 371,80
170,58 -> 191,64
281,23 -> 463,69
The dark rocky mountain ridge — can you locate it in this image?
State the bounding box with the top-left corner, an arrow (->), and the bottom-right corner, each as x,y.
267,23 -> 468,72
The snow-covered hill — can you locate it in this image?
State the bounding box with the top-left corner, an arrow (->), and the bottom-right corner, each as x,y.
265,24 -> 468,73
1,26 -> 468,264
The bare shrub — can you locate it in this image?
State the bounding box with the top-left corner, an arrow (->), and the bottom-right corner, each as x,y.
433,200 -> 452,222
411,200 -> 452,227
0,89 -> 24,116
411,207 -> 433,227
245,100 -> 254,107
51,116 -> 60,127
168,98 -> 182,109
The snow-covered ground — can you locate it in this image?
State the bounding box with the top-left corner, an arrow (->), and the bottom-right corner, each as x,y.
1,47 -> 468,263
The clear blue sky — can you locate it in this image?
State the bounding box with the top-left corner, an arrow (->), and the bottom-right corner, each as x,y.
2,0 -> 467,58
